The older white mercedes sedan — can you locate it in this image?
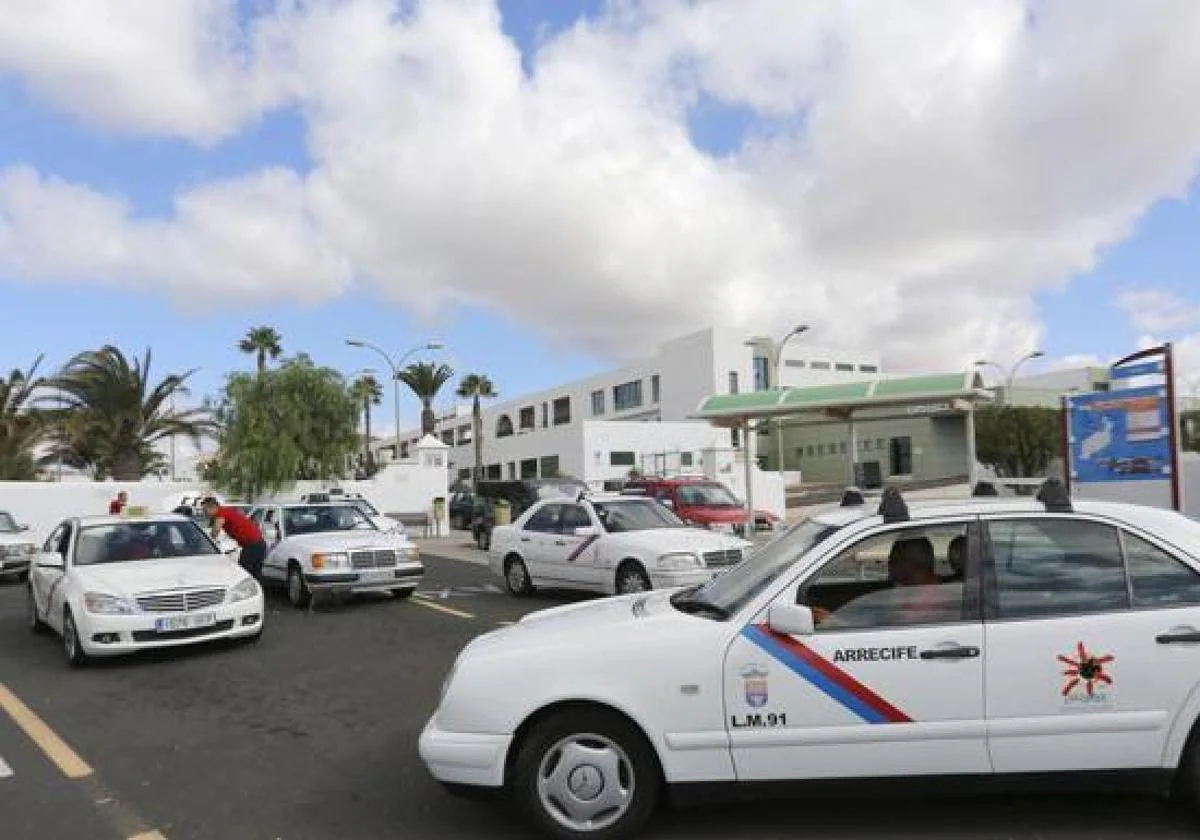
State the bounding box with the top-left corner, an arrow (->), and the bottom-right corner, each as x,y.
251,502 -> 422,607
28,513 -> 264,667
422,482 -> 1200,839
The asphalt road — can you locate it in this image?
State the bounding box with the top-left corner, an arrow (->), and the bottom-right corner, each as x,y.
0,553 -> 1196,840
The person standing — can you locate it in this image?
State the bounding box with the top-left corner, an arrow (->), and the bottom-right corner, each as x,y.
108,490 -> 128,515
201,497 -> 266,581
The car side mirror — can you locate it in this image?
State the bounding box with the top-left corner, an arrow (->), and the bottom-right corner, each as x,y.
574,525 -> 600,537
768,602 -> 814,636
19,523 -> 30,532
36,552 -> 64,569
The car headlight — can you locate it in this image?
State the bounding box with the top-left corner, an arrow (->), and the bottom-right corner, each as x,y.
311,552 -> 349,569
83,592 -> 139,615
228,577 -> 260,602
399,544 -> 419,562
657,552 -> 702,571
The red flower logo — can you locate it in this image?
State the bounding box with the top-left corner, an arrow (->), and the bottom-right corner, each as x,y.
1058,642 -> 1114,697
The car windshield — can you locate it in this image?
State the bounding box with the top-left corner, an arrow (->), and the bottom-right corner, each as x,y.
675,483 -> 741,507
75,521 -> 221,566
283,504 -> 377,536
684,518 -> 842,616
592,499 -> 685,532
0,512 -> 18,533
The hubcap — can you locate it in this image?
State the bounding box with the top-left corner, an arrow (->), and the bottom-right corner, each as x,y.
64,615 -> 75,657
508,562 -> 526,592
537,733 -> 634,833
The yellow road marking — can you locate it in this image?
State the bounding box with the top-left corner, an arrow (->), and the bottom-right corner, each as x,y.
497,621 -> 514,626
128,832 -> 168,840
0,682 -> 92,779
412,595 -> 474,619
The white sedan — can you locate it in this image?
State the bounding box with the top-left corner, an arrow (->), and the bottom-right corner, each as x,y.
0,509 -> 36,581
253,502 -> 422,607
423,483 -> 1200,838
27,514 -> 264,667
488,495 -> 751,597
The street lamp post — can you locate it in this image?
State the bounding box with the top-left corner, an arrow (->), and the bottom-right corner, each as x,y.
747,325 -> 809,478
346,339 -> 444,464
974,350 -> 1045,406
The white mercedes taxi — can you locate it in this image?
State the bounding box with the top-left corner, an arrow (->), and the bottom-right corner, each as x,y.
422,481 -> 1200,838
252,502 -> 422,607
0,509 -> 36,581
27,512 -> 264,667
488,494 -> 751,597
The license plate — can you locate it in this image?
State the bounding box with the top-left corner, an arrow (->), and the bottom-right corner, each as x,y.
361,568 -> 392,581
154,613 -> 216,632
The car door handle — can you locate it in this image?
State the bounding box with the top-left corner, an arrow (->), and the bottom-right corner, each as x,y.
919,645 -> 979,660
520,537 -> 531,543
1156,630 -> 1200,644
554,539 -> 568,546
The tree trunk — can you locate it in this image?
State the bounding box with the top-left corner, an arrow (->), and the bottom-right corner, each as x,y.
257,350 -> 266,373
363,397 -> 372,463
110,451 -> 144,482
472,394 -> 483,482
421,400 -> 435,436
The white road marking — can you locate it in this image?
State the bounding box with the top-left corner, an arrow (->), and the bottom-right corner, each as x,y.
0,754 -> 12,778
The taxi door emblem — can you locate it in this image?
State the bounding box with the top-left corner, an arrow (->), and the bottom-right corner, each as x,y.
741,664 -> 769,708
1058,642 -> 1114,697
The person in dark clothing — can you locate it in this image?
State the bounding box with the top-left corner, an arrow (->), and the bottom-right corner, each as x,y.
201,496 -> 266,581
108,491 -> 128,515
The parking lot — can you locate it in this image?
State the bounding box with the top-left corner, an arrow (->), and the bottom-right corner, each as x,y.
0,549 -> 1197,840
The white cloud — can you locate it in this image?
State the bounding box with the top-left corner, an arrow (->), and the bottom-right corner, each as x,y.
1116,289 -> 1200,334
3,0 -> 1200,373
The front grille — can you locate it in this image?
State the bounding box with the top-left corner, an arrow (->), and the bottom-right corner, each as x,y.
136,588 -> 227,613
351,549 -> 397,569
702,549 -> 743,568
132,619 -> 234,642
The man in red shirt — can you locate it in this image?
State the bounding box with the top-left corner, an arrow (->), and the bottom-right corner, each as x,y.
108,491 -> 128,515
201,497 -> 266,581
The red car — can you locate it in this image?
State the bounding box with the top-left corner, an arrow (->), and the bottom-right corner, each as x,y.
621,477 -> 780,534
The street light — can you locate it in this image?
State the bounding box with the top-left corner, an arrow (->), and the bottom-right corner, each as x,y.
747,324 -> 809,479
346,339 -> 445,463
974,350 -> 1044,406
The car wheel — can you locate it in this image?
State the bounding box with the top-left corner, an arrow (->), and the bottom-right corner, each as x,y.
512,707 -> 660,840
615,563 -> 651,595
505,556 -> 534,597
63,609 -> 87,668
27,584 -> 47,634
390,587 -> 415,600
286,565 -> 311,608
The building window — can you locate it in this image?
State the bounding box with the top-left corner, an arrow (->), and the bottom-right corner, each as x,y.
806,445 -> 814,457
507,462 -> 516,479
440,430 -> 455,446
457,468 -> 471,482
753,357 -> 770,390
860,364 -> 879,373
731,428 -> 740,448
542,402 -> 548,427
839,441 -> 848,454
817,444 -> 826,456
680,451 -> 693,467
486,464 -> 502,480
539,456 -> 560,478
835,363 -> 855,372
495,415 -> 514,439
810,361 -> 831,370
889,436 -> 913,476
456,424 -> 472,445
863,439 -> 873,451
399,442 -> 410,459
876,438 -> 886,451
518,458 -> 538,479
794,447 -> 804,458
785,359 -> 805,368
591,389 -> 605,415
613,380 -> 643,411
519,406 -> 535,431
553,396 -> 571,425
651,374 -> 661,403
728,371 -> 739,394
609,451 -> 636,467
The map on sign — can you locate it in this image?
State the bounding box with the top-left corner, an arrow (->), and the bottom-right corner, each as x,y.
1068,386 -> 1170,483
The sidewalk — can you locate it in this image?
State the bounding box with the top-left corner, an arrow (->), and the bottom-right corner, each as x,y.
413,533 -> 488,565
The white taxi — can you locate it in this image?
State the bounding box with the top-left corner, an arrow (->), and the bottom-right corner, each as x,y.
421,482 -> 1200,838
0,509 -> 36,581
488,494 -> 752,597
27,513 -> 264,667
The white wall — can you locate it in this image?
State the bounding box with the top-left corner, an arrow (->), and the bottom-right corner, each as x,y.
580,421 -> 732,484
0,456 -> 449,543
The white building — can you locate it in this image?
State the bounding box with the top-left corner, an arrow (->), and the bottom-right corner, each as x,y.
372,327 -> 882,487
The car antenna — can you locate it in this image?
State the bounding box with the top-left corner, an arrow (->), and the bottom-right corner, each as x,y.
1035,477 -> 1072,513
840,486 -> 865,506
972,481 -> 999,497
877,486 -> 909,523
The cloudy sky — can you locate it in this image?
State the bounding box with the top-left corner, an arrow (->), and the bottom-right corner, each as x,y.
2,0 -> 1200,434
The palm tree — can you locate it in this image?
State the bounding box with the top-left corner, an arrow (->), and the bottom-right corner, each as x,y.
349,374 -> 383,468
398,361 -> 455,436
0,356 -> 47,480
238,326 -> 283,373
48,346 -> 215,481
456,373 -> 497,482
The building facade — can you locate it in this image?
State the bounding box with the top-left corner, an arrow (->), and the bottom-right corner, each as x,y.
373,327 -> 882,486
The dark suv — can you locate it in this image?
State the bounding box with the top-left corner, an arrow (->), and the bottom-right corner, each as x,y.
466,477 -> 589,549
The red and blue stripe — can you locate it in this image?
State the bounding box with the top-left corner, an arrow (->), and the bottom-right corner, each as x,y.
742,624 -> 912,725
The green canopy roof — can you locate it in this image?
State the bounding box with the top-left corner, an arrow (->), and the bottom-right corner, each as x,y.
691,371 -> 992,424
